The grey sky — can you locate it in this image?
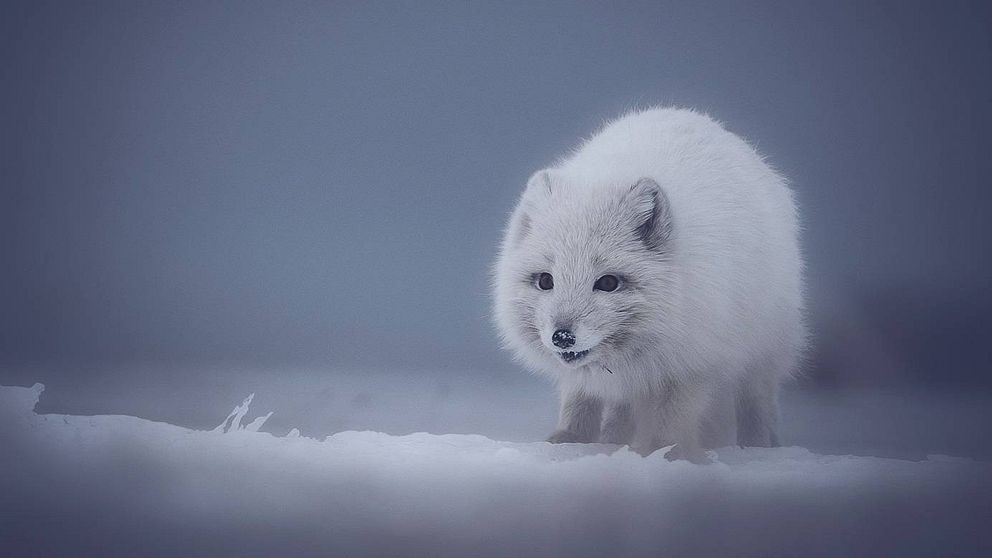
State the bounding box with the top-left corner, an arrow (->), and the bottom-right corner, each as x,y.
3,1 -> 991,379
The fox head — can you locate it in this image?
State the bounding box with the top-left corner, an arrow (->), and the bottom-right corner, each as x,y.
493,170 -> 678,375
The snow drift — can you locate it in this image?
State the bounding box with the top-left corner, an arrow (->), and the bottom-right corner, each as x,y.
1,383 -> 989,557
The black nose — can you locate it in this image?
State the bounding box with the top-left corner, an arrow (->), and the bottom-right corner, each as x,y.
552,329 -> 575,349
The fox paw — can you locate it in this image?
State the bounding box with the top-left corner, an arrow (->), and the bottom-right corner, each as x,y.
546,430 -> 583,444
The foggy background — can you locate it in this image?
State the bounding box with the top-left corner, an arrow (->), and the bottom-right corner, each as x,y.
3,1 -> 991,458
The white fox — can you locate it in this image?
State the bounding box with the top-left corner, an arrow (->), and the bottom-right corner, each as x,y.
493,107 -> 805,460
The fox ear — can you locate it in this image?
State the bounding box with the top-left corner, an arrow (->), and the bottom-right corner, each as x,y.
623,177 -> 672,250
523,169 -> 555,198
508,170 -> 555,245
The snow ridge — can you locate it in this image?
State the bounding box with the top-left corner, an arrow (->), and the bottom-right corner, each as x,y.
1,383 -> 989,557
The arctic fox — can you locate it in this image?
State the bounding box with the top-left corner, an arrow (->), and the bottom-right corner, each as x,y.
493,108 -> 805,460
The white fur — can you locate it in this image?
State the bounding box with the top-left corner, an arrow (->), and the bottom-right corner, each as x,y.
492,107 -> 805,459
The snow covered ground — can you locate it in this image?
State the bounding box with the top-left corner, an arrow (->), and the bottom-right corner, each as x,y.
2,381 -> 990,557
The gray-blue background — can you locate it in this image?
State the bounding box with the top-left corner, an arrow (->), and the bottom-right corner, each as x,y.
3,1 -> 991,424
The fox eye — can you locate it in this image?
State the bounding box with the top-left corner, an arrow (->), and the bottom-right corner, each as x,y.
535,272 -> 554,290
594,274 -> 620,292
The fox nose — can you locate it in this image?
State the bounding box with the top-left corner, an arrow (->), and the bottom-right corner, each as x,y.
552,329 -> 576,349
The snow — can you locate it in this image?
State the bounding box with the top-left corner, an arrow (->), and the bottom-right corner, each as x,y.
1,382 -> 990,557
212,393 -> 272,433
